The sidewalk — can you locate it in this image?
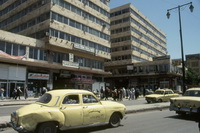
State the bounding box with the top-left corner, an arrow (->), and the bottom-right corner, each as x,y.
0,97 -> 170,128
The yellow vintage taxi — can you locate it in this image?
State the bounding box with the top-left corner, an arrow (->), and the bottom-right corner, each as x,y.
145,89 -> 179,103
170,87 -> 200,115
10,89 -> 126,133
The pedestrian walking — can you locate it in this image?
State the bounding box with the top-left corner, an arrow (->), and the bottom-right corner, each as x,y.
135,88 -> 140,100
130,87 -> 135,100
118,88 -> 123,101
122,87 -> 126,98
12,88 -> 17,99
24,87 -> 29,99
42,87 -> 48,95
105,87 -> 110,100
100,87 -> 104,100
112,88 -> 118,101
0,88 -> 5,100
15,87 -> 22,100
128,88 -> 132,100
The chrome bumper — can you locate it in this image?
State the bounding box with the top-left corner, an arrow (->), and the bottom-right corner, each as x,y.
10,122 -> 24,132
170,106 -> 198,113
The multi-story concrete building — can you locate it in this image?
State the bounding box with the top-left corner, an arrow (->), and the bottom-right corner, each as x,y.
186,53 -> 200,75
0,0 -> 111,97
105,3 -> 182,91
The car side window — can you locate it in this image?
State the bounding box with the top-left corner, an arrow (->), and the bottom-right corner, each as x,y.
62,95 -> 79,104
83,94 -> 98,104
168,91 -> 173,94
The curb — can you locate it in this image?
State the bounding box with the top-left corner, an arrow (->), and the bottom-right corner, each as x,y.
0,103 -> 32,106
0,122 -> 11,128
125,106 -> 169,114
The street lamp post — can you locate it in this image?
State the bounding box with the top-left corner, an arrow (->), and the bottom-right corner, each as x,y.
166,2 -> 194,94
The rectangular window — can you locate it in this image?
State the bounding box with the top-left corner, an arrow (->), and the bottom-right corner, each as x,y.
5,42 -> 12,55
0,41 -> 5,51
39,50 -> 44,60
34,49 -> 38,59
29,47 -> 33,58
19,45 -> 26,56
13,45 -> 18,56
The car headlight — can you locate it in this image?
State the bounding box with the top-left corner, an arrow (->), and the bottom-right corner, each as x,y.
11,112 -> 18,125
170,99 -> 176,104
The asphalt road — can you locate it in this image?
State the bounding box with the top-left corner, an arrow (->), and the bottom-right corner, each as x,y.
0,106 -> 23,117
1,110 -> 200,133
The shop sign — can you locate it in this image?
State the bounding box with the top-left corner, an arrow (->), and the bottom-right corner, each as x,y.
62,60 -> 79,68
28,73 -> 49,80
74,43 -> 95,53
71,74 -> 95,83
60,70 -> 71,78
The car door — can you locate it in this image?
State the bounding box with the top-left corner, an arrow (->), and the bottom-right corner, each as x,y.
60,94 -> 83,127
164,91 -> 173,101
168,91 -> 175,99
82,94 -> 106,125
163,91 -> 170,101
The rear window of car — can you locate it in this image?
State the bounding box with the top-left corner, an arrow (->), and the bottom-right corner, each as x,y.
37,93 -> 52,103
184,90 -> 200,97
155,91 -> 164,95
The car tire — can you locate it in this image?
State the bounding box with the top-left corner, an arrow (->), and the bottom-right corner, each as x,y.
158,99 -> 162,103
109,113 -> 121,128
176,111 -> 186,116
147,100 -> 151,103
37,122 -> 57,133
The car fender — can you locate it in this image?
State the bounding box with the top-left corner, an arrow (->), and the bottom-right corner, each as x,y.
19,108 -> 65,131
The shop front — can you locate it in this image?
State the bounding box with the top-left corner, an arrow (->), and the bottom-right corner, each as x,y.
71,74 -> 95,90
0,63 -> 26,98
27,73 -> 49,97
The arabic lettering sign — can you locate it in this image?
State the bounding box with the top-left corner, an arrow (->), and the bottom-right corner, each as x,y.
28,73 -> 49,80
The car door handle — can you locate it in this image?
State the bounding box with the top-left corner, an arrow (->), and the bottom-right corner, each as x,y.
83,106 -> 88,109
60,107 -> 66,110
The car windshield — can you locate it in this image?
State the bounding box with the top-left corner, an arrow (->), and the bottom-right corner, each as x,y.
184,90 -> 200,97
36,93 -> 52,103
155,91 -> 164,95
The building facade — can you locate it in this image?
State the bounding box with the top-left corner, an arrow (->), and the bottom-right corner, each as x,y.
186,53 -> 200,75
0,0 -> 111,97
105,4 -> 181,92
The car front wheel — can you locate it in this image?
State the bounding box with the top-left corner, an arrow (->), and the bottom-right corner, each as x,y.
37,122 -> 57,133
109,113 -> 121,128
158,99 -> 162,103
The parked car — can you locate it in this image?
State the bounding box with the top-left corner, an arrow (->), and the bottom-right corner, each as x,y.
10,89 -> 126,133
170,87 -> 200,115
145,89 -> 179,103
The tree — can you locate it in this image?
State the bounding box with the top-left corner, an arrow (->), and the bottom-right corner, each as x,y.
185,68 -> 200,87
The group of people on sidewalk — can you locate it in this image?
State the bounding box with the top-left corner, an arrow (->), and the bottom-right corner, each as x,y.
0,86 -> 48,100
100,87 -> 140,101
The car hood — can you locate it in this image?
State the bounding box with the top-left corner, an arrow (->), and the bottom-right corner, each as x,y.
146,94 -> 163,98
171,96 -> 200,101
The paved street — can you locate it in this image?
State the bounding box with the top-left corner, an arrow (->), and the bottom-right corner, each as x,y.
1,110 -> 199,133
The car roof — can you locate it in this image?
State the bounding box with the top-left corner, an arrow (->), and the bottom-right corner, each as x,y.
47,89 -> 92,96
156,89 -> 172,91
187,88 -> 200,91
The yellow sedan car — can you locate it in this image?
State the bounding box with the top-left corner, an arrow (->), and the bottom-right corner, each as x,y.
170,88 -> 200,115
10,89 -> 126,133
145,89 -> 179,103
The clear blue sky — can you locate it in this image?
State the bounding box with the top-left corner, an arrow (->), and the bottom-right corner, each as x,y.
110,0 -> 200,59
